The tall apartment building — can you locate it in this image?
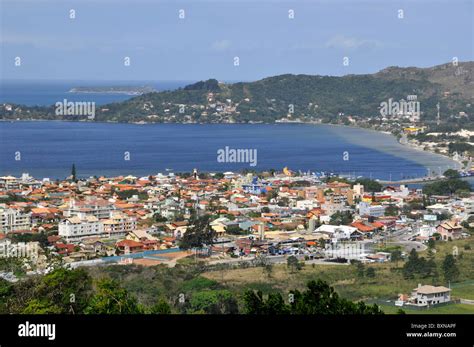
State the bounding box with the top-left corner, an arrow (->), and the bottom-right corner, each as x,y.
0,208 -> 32,233
0,176 -> 20,190
64,198 -> 116,219
358,201 -> 386,218
58,213 -> 104,243
103,212 -> 137,238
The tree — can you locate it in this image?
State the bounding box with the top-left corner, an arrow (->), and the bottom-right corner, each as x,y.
427,238 -> 435,250
443,169 -> 460,179
71,163 -> 77,182
354,178 -> 383,192
243,280 -> 383,315
0,279 -> 13,313
148,298 -> 172,314
442,254 -> 460,283
287,256 -> 302,273
42,268 -> 92,313
263,264 -> 273,279
448,142 -> 473,154
154,213 -> 167,223
366,267 -> 376,278
188,290 -> 239,314
85,279 -> 142,314
243,290 -> 289,315
355,261 -> 365,278
178,216 -> 216,251
385,205 -> 399,216
22,299 -> 62,314
329,211 -> 353,225
423,178 -> 471,196
390,249 -> 403,266
403,249 -> 436,279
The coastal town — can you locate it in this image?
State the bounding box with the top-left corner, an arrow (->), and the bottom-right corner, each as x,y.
1,0 -> 473,343
1,166 -> 473,309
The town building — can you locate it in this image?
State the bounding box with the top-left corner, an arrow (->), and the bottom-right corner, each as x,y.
102,212 -> 137,238
436,221 -> 463,240
58,214 -> 104,243
358,201 -> 386,217
0,208 -> 32,233
64,198 -> 116,219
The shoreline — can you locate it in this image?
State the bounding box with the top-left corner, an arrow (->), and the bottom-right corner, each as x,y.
304,122 -> 461,175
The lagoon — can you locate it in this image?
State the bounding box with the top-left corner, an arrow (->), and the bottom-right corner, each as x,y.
0,121 -> 458,180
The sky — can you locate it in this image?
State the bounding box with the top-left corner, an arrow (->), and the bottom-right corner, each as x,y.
1,0 -> 473,82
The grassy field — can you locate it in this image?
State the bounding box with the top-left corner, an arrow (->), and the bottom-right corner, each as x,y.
378,303 -> 474,314
204,262 -> 422,300
202,236 -> 474,314
451,281 -> 474,300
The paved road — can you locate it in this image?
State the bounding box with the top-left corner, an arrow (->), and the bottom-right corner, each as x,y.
385,228 -> 428,252
388,240 -> 427,253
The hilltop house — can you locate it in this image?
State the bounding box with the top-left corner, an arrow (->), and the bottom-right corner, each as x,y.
410,284 -> 451,306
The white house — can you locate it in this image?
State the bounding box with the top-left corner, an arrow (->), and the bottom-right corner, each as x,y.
418,225 -> 436,238
315,224 -> 359,242
410,284 -> 451,306
296,199 -> 319,210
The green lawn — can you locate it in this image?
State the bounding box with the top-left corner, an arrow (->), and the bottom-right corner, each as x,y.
450,281 -> 474,300
379,303 -> 474,314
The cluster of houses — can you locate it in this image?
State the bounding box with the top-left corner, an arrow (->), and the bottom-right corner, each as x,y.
0,169 -> 472,269
124,91 -> 246,124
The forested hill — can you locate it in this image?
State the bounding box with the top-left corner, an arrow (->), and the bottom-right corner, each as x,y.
2,62 -> 473,127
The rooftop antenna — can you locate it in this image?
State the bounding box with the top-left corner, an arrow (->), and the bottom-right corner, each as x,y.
436,103 -> 440,126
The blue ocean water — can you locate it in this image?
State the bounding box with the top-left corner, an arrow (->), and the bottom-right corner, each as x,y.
0,80 -> 192,106
0,121 -> 456,180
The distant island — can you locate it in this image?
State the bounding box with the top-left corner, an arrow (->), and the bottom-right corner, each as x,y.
69,86 -> 156,95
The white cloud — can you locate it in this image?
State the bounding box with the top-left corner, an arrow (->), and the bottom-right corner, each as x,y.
211,39 -> 232,51
325,35 -> 382,50
1,33 -> 88,51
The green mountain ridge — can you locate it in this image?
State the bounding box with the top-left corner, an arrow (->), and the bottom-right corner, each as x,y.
1,62 -> 473,128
